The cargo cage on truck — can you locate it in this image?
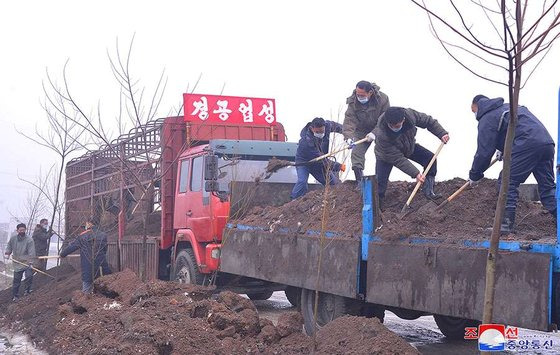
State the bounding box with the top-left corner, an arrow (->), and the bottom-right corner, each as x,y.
64,115 -> 290,281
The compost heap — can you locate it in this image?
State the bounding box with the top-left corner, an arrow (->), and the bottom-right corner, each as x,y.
0,268 -> 418,355
234,178 -> 556,241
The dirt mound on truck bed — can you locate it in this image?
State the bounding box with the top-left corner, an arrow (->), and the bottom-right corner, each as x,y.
0,269 -> 417,354
232,178 -> 556,241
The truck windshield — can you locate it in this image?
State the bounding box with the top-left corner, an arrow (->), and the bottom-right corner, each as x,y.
215,157 -> 297,193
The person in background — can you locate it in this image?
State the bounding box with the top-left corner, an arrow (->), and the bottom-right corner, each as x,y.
60,218 -> 111,294
32,218 -> 51,271
291,117 -> 346,199
342,80 -> 390,181
373,106 -> 450,209
5,223 -> 36,301
468,95 -> 556,234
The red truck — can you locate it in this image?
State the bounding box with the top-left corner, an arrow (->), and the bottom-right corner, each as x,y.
64,94 -> 302,301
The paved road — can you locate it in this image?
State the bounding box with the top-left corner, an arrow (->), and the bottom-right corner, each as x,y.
254,291 -> 560,355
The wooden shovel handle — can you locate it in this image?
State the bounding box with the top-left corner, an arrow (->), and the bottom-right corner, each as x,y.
435,157 -> 499,211
307,137 -> 369,163
403,141 -> 446,209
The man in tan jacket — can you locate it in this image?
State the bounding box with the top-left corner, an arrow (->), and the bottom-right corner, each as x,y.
343,80 -> 390,181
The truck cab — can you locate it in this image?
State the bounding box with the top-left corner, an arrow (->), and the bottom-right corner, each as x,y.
171,139 -> 300,292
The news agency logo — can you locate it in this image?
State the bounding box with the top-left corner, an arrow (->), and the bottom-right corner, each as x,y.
478,324 -> 506,351
464,324 -> 518,351
464,324 -> 555,351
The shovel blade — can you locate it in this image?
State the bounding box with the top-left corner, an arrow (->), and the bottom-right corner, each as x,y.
398,205 -> 414,219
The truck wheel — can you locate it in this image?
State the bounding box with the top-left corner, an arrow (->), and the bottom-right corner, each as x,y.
301,288 -> 361,335
285,286 -> 301,309
247,291 -> 274,300
173,249 -> 204,285
434,315 -> 480,340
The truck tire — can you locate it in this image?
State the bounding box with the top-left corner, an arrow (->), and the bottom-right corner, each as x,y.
433,315 -> 480,340
285,286 -> 301,309
173,249 -> 204,285
247,291 -> 274,300
301,288 -> 361,335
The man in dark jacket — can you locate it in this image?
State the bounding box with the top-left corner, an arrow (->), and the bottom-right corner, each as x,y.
291,117 -> 345,199
32,218 -> 51,271
343,81 -> 390,181
469,95 -> 556,234
60,219 -> 111,293
373,107 -> 450,206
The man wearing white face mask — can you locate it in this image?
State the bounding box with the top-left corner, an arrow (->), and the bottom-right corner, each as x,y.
342,81 -> 390,182
373,107 -> 450,208
291,117 -> 344,199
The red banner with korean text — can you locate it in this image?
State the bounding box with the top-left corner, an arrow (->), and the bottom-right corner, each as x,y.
184,94 -> 276,126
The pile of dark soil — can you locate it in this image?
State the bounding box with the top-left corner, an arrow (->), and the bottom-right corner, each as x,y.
0,264 -> 80,349
0,269 -> 418,354
233,178 -> 556,241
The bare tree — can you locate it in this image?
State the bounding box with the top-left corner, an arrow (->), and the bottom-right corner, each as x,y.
17,95 -> 88,257
410,0 -> 560,324
41,36 -> 192,282
11,169 -> 50,236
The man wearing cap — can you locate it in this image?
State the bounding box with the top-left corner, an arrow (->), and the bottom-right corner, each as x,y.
373,107 -> 450,208
469,95 -> 556,234
291,117 -> 345,199
343,80 -> 390,181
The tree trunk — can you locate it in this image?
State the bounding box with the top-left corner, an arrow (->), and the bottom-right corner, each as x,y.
482,1 -> 523,324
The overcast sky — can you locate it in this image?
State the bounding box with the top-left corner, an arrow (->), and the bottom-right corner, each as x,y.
0,1 -> 559,223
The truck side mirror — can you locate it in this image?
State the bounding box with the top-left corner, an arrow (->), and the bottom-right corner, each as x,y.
204,155 -> 219,181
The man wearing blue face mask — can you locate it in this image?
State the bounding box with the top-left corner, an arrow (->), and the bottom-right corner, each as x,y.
373,107 -> 450,208
291,117 -> 345,199
343,81 -> 390,182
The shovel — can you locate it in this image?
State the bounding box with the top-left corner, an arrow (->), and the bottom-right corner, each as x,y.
427,157 -> 499,212
399,141 -> 445,219
265,136 -> 370,175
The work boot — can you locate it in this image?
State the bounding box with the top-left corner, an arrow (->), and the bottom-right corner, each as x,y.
353,167 -> 363,182
422,176 -> 441,200
500,209 -> 516,235
353,167 -> 363,191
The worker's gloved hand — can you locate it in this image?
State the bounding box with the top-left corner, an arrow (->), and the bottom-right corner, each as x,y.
332,162 -> 343,172
340,163 -> 346,172
468,178 -> 480,188
441,134 -> 450,144
416,173 -> 425,184
3,254 -> 10,260
345,138 -> 355,149
496,151 -> 503,161
366,132 -> 376,143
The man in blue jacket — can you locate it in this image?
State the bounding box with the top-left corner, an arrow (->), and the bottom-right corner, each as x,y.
60,218 -> 111,293
469,95 -> 556,234
290,117 -> 347,199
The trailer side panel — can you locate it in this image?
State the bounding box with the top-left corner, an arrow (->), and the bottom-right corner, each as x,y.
221,229 -> 359,298
366,243 -> 551,330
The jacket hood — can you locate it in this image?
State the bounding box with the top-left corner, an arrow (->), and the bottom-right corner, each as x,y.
300,122 -> 313,139
476,97 -> 504,121
346,82 -> 382,104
